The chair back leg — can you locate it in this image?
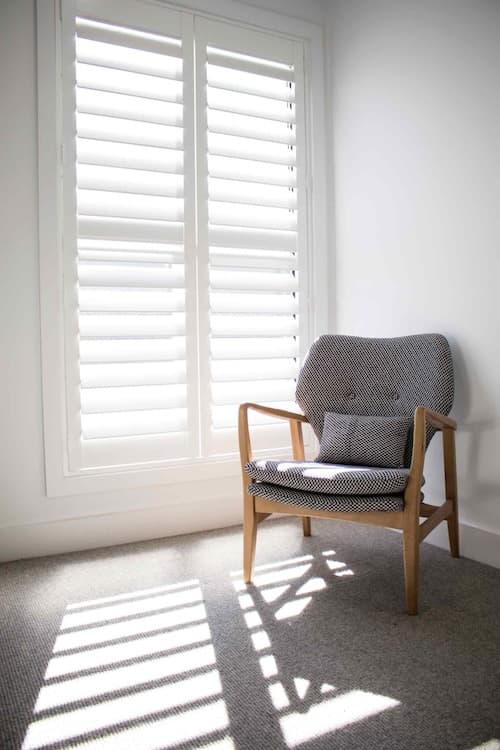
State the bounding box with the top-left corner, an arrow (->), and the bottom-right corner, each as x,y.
443,429 -> 460,558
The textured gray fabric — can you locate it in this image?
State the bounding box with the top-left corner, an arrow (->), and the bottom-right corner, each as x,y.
1,521 -> 499,750
248,481 -> 405,511
246,459 -> 409,495
317,412 -> 413,468
296,334 -> 454,467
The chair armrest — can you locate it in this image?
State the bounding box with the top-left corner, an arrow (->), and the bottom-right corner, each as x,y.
422,408 -> 456,431
239,403 -> 309,423
238,403 -> 309,468
405,406 -> 457,514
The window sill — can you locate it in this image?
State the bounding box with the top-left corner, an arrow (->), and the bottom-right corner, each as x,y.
45,446 -> 309,498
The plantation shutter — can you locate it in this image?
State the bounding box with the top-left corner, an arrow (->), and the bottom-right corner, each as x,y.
195,19 -> 306,456
69,3 -> 194,470
63,4 -> 309,473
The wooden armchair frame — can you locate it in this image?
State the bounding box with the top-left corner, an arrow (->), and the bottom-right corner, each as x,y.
239,402 -> 458,615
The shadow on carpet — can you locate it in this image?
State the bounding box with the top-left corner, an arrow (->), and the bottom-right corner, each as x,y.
0,518 -> 499,750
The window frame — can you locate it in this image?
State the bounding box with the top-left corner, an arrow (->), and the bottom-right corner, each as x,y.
37,0 -> 329,497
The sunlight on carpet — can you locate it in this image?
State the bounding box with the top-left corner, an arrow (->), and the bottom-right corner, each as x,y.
232,550 -> 400,747
22,549 -> 400,749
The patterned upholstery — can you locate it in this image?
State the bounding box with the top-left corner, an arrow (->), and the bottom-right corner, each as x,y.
296,334 -> 454,467
246,459 -> 409,495
317,413 -> 413,467
248,482 -> 405,512
245,335 -> 453,512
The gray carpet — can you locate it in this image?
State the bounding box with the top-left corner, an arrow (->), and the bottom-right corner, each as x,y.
0,518 -> 499,750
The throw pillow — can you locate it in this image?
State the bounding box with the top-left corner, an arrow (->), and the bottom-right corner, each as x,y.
317,412 -> 413,468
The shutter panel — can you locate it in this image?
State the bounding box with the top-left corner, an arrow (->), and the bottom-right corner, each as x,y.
195,20 -> 305,456
71,10 -> 192,469
62,7 -> 309,473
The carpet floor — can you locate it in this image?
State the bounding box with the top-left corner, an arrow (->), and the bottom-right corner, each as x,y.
0,518 -> 499,750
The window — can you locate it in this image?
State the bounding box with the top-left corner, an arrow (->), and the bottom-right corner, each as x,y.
38,0 -> 327,495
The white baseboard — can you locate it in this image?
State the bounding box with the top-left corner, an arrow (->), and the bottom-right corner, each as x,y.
0,494 -> 242,563
2,500 -> 499,573
426,520 -> 500,570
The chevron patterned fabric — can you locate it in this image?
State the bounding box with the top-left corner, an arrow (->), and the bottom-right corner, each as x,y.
246,334 -> 454,507
296,333 -> 454,468
246,460 -> 409,496
316,413 -> 413,468
248,481 -> 405,512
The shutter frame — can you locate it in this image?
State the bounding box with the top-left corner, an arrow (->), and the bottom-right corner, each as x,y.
38,0 -> 326,497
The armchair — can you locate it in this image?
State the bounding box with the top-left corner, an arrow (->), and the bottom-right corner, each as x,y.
239,334 -> 458,615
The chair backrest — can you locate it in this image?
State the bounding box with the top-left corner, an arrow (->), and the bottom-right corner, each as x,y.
296,334 -> 454,466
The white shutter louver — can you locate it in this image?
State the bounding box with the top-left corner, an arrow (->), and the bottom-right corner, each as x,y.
61,7 -> 309,474
73,14 -> 191,468
196,23 -> 304,456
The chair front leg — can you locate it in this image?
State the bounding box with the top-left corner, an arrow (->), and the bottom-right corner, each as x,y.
403,522 -> 420,615
243,491 -> 257,583
403,407 -> 426,614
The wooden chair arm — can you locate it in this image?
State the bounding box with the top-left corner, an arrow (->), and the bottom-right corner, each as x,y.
405,406 -> 457,515
422,408 -> 456,431
238,403 -> 309,468
239,403 -> 309,423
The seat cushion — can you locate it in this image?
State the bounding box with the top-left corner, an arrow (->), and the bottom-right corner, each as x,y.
248,482 -> 404,512
245,459 -> 409,496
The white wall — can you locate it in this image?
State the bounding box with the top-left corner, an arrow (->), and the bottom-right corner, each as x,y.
0,0 -> 327,562
327,0 -> 500,566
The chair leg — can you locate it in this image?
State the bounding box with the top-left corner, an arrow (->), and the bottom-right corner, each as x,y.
403,526 -> 420,615
302,516 -> 311,537
243,493 -> 257,583
447,506 -> 460,558
443,429 -> 460,558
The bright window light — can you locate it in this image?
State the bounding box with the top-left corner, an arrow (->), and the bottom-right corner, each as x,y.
326,560 -> 346,571
280,690 -> 400,748
231,579 -> 247,592
67,700 -> 231,750
244,611 -> 263,629
259,655 -> 278,679
66,579 -> 200,611
268,682 -> 290,711
260,585 -> 290,603
54,603 -> 207,652
25,570 -> 241,750
320,683 -> 336,694
61,587 -> 202,629
237,593 -> 255,610
274,597 -> 312,621
24,677 -> 224,749
253,564 -> 311,588
197,740 -> 236,750
293,677 -> 310,700
46,622 -> 211,679
295,577 -> 326,596
36,645 -> 217,711
230,555 -> 313,576
251,631 -> 271,651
